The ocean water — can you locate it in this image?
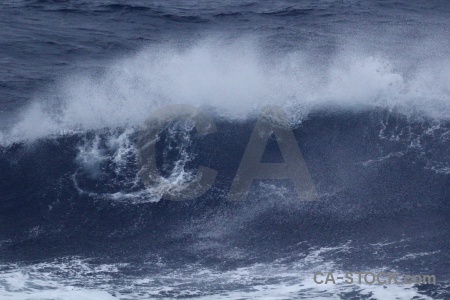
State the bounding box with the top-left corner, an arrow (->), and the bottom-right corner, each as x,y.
0,0 -> 449,299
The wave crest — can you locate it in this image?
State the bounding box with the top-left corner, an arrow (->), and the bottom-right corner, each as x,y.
1,37 -> 449,145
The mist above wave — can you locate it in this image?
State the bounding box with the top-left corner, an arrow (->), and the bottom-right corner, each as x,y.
1,36 -> 449,145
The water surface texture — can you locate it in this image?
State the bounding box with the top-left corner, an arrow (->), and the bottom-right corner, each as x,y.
0,1 -> 449,299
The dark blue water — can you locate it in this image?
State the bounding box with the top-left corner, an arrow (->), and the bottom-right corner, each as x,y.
0,1 -> 449,299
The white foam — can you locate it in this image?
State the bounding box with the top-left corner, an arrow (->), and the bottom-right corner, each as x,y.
72,123 -> 203,203
0,244 -> 436,299
0,260 -> 119,300
1,37 -> 449,145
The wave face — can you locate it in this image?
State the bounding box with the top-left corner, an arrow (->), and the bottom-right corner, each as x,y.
0,0 -> 449,299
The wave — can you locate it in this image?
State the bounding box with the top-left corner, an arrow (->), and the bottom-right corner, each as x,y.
0,38 -> 449,299
0,40 -> 447,254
